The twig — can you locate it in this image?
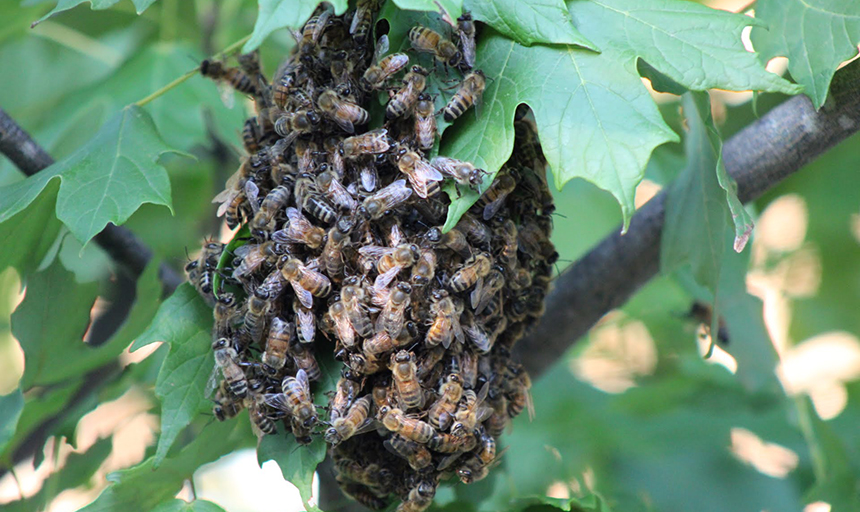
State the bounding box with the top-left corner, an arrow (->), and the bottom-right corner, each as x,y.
0,108 -> 184,292
515,58 -> 860,378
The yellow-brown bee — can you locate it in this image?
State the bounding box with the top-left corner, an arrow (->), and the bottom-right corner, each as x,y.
442,70 -> 486,122
427,430 -> 475,453
377,282 -> 412,337
350,0 -> 379,43
272,207 -> 325,249
397,480 -> 436,512
394,148 -> 443,198
340,128 -> 391,159
386,66 -> 429,119
293,297 -> 317,343
200,59 -> 257,95
298,10 -> 331,57
246,379 -> 278,436
317,89 -> 369,133
471,267 -> 504,314
341,276 -> 374,338
325,395 -> 373,445
321,217 -> 354,278
212,337 -> 247,398
384,434 -> 433,470
426,289 -> 464,349
427,372 -> 463,430
378,406 -> 434,444
328,299 -> 357,348
280,256 -> 331,309
242,289 -> 272,345
212,380 -> 245,421
449,252 -> 492,293
457,11 -> 477,69
273,109 -> 322,140
242,116 -> 264,154
413,93 -> 437,151
408,25 -> 461,67
451,384 -> 492,437
249,185 -> 292,237
360,179 -> 414,220
362,50 -> 409,91
431,156 -> 484,191
410,248 -> 437,287
263,317 -> 293,370
390,350 -> 422,410
316,170 -> 358,211
213,293 -> 238,339
341,483 -> 389,510
266,369 -> 317,428
476,172 -> 516,220
457,213 -> 493,248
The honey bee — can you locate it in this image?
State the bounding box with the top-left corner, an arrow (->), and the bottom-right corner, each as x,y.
232,241 -> 281,279
262,317 -> 293,370
212,337 -> 247,398
387,436 -> 433,472
386,66 -> 429,119
360,179 -> 413,219
272,57 -> 303,108
238,50 -> 267,88
341,276 -> 374,337
363,243 -> 420,290
417,344 -> 446,381
271,207 -> 325,249
472,267 -> 504,314
294,139 -> 316,174
317,89 -> 369,133
426,227 -> 471,259
476,173 -> 516,220
377,282 -> 412,337
329,368 -> 363,420
212,380 -> 245,421
200,59 -> 257,95
298,10 -> 331,57
335,458 -> 394,493
449,252 -> 491,293
325,395 -> 373,445
457,11 -> 477,70
456,431 -> 496,484
428,373 -> 463,430
280,257 -> 331,309
485,387 -> 509,436
340,128 -> 391,159
413,93 -> 437,151
247,380 -> 278,436
273,109 -> 322,140
316,170 -> 358,211
430,156 -> 484,191
410,249 -> 437,286
328,299 -> 357,348
266,369 -> 317,428
451,384 -> 492,437
497,219 -> 518,266
321,217 -> 353,277
459,348 -> 479,390
341,483 -> 389,510
242,289 -> 272,345
301,192 -> 339,224
213,293 -> 238,339
442,70 -> 486,122
349,352 -> 383,375
242,117 -> 264,154
462,313 -> 492,353
378,406 -> 434,443
457,213 -> 493,248
186,241 -> 224,296
362,52 -> 410,90
394,148 -> 443,198
426,289 -> 464,349
408,26 -> 461,67
397,480 -> 436,512
350,0 -> 379,43
390,350 -> 422,410
427,429 -> 475,453
249,186 -> 289,237
213,161 -> 252,225
293,297 -> 316,344
506,365 -> 534,420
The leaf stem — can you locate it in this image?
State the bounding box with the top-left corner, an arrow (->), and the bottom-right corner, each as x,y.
133,34 -> 251,107
793,396 -> 827,482
31,21 -> 123,67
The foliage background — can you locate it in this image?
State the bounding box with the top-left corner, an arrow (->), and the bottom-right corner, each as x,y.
1,0 -> 860,511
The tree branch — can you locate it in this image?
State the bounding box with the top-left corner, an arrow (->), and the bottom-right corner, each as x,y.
0,107 -> 183,292
515,58 -> 860,379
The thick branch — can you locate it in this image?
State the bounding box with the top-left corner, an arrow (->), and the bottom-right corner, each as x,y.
0,108 -> 183,292
515,59 -> 860,379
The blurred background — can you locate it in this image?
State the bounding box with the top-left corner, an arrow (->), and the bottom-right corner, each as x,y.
1,0 -> 859,511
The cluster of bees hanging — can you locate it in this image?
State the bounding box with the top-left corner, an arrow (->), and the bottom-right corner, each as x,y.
186,2 -> 555,510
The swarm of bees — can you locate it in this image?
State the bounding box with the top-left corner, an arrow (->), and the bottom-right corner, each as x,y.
188,3 -> 555,510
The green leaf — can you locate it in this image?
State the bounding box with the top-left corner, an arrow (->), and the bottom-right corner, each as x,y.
800,398 -> 860,510
510,493 -> 611,512
33,0 -> 158,26
150,499 -> 226,512
465,0 -> 595,48
440,29 -> 678,231
392,0 -> 462,19
0,389 -> 24,454
132,283 -> 214,468
244,0 -> 349,53
0,179 -> 63,278
660,93 -> 731,292
0,106 -> 182,248
79,419 -> 250,512
257,434 -> 326,510
571,0 -> 802,95
751,0 -> 860,108
11,259 -> 99,389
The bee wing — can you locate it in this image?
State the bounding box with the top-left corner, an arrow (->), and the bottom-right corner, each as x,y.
296,305 -> 315,342
464,323 -> 491,352
263,392 -> 290,412
469,276 -> 485,310
353,418 -> 379,437
290,279 -> 314,309
271,229 -> 291,244
296,368 -> 311,392
245,180 -> 260,213
313,10 -> 331,41
373,34 -> 390,58
482,195 -> 507,221
373,265 -> 401,291
459,30 -> 476,69
334,314 -> 356,348
417,160 -> 443,182
205,367 -> 220,399
332,115 -> 356,134
331,180 -> 358,210
286,206 -> 310,230
437,452 -> 464,471
360,165 -> 378,192
358,245 -> 393,259
389,223 -> 404,247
